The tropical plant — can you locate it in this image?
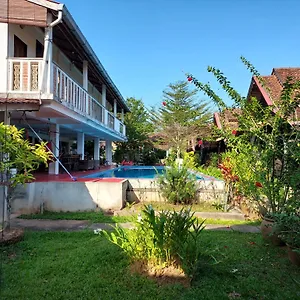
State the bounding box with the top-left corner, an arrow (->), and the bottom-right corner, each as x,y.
187,57 -> 300,217
114,97 -> 155,163
101,205 -> 206,280
157,158 -> 198,205
0,123 -> 50,228
151,81 -> 212,159
274,213 -> 300,249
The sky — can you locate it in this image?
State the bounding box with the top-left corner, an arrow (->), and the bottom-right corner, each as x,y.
62,0 -> 300,110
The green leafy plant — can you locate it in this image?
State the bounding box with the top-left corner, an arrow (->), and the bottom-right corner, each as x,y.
274,213 -> 300,249
101,205 -> 206,280
0,123 -> 50,228
187,57 -> 300,217
157,159 -> 198,205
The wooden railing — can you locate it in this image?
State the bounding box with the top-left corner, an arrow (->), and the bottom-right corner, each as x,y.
8,58 -> 42,92
7,58 -> 126,137
53,63 -> 105,124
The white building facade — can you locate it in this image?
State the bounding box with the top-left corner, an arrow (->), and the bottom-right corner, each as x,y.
0,0 -> 129,174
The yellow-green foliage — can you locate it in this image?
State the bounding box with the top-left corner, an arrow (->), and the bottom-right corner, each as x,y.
0,123 -> 51,185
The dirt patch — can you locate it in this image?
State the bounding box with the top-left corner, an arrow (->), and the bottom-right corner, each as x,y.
0,227 -> 24,246
130,260 -> 190,287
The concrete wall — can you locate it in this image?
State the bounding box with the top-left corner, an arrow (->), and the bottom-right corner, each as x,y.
0,23 -> 8,92
11,180 -> 128,213
8,24 -> 44,57
126,178 -> 226,204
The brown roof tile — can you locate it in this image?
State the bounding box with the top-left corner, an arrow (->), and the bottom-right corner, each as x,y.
214,108 -> 242,130
0,98 -> 40,104
272,68 -> 300,85
260,75 -> 282,103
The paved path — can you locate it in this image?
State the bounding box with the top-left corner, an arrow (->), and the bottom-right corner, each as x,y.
10,218 -> 261,233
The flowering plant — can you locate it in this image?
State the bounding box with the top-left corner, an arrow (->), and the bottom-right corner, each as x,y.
187,57 -> 300,216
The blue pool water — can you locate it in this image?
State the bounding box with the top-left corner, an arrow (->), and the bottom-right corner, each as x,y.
83,166 -> 205,180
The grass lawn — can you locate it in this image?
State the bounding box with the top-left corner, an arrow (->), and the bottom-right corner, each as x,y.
18,211 -> 134,223
18,211 -> 260,226
1,231 -> 299,300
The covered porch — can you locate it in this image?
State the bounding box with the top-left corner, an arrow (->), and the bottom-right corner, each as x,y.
9,109 -> 120,175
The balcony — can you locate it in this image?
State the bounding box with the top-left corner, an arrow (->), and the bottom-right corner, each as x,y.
7,58 -> 126,137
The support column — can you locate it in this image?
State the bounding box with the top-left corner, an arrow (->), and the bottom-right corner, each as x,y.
83,60 -> 88,90
48,124 -> 60,175
102,84 -> 107,125
94,137 -> 100,169
105,140 -> 112,165
0,112 -> 10,228
46,13 -> 53,94
77,132 -> 85,160
0,111 -> 10,125
113,99 -> 117,116
121,108 -> 124,122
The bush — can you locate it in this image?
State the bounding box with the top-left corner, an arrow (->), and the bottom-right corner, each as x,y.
101,205 -> 206,280
157,159 -> 198,204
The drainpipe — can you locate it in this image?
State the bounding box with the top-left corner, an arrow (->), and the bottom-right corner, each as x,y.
39,9 -> 63,94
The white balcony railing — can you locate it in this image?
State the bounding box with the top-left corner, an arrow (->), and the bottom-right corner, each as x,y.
7,58 -> 126,137
8,58 -> 42,92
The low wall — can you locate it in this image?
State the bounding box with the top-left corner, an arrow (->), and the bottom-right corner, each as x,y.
11,180 -> 128,214
126,179 -> 225,204
10,177 -> 225,214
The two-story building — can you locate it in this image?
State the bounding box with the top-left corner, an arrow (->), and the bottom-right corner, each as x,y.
0,0 -> 129,175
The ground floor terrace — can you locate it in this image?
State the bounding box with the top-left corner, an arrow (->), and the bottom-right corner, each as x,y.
0,104 -> 126,175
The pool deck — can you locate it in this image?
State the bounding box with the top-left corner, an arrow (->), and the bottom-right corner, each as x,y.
32,166 -> 123,183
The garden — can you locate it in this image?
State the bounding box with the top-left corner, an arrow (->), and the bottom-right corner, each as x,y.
1,58 -> 300,299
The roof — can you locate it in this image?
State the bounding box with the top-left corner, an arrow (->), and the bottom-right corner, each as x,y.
248,68 -> 300,124
214,108 -> 242,130
26,0 -> 130,113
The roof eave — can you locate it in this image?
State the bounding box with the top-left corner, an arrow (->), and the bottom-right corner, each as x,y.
27,0 -> 64,11
62,6 -> 130,112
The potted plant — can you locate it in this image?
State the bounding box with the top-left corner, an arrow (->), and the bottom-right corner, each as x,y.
275,214 -> 300,266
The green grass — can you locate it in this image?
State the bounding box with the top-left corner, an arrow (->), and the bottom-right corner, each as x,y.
18,211 -> 260,226
125,201 -> 222,213
18,211 -> 135,223
1,231 -> 299,300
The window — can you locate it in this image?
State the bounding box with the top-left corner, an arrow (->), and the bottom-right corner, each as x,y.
36,40 -> 44,58
14,35 -> 27,57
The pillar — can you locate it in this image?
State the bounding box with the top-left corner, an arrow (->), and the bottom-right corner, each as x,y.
77,132 -> 85,160
105,140 -> 112,165
121,108 -> 124,122
0,112 -> 10,228
113,99 -> 117,116
102,84 -> 107,125
46,13 -> 53,94
94,138 -> 100,160
94,137 -> 100,169
83,60 -> 88,90
48,124 -> 60,175
0,111 -> 10,125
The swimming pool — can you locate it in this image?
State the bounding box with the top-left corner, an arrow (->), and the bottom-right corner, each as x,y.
83,166 -> 205,180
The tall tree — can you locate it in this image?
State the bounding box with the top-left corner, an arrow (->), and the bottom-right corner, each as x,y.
114,97 -> 154,162
152,81 -> 212,158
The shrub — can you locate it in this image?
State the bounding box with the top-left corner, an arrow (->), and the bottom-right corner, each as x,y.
157,159 -> 197,204
101,205 -> 206,280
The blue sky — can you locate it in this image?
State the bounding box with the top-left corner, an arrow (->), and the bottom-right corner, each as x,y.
63,0 -> 300,110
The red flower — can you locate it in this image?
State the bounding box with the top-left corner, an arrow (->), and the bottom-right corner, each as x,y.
255,182 -> 263,188
187,77 -> 192,82
233,175 -> 239,182
198,140 -> 203,145
162,101 -> 167,106
232,130 -> 237,135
